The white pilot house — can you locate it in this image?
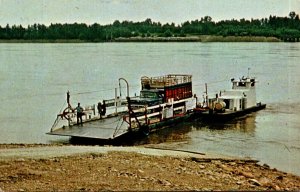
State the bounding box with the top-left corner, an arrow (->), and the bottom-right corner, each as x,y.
208,76 -> 258,113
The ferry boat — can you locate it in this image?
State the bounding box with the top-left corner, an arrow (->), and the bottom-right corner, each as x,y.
194,75 -> 266,121
48,74 -> 197,140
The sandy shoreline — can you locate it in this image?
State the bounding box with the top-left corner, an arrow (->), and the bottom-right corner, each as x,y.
0,144 -> 300,191
0,144 -> 234,160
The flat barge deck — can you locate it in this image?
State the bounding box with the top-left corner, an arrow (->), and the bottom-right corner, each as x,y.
48,114 -> 128,140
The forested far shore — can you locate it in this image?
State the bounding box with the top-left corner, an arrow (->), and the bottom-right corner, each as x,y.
1,12 -> 300,42
0,35 -> 281,43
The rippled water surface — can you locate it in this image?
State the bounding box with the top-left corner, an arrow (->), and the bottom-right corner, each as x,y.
0,42 -> 299,175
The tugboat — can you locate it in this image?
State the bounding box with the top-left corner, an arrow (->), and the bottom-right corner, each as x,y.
48,74 -> 197,140
194,75 -> 266,121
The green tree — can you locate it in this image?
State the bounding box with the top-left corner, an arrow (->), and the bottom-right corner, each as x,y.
163,29 -> 172,37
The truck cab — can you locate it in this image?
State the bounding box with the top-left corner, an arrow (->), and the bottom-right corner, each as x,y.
131,89 -> 164,106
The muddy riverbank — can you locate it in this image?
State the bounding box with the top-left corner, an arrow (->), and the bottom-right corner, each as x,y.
0,144 -> 299,191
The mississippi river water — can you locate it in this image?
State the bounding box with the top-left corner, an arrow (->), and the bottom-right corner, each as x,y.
0,42 -> 300,175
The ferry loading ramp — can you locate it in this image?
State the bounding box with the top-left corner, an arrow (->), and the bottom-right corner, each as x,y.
47,114 -> 129,140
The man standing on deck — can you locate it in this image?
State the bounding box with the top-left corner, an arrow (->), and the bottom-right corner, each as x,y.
97,102 -> 102,119
76,103 -> 84,125
101,101 -> 106,116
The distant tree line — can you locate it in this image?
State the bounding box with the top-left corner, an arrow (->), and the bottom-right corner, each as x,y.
0,12 -> 299,42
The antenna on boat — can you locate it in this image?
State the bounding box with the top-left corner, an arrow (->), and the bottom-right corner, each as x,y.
247,67 -> 251,78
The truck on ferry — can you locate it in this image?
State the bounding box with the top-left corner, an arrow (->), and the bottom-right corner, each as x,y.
126,74 -> 197,135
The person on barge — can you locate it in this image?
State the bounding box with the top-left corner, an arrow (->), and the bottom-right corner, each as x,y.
75,103 -> 84,125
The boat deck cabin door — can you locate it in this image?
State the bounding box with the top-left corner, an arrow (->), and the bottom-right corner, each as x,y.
223,99 -> 230,109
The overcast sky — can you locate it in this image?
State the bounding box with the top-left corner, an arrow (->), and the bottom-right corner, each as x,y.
0,0 -> 299,26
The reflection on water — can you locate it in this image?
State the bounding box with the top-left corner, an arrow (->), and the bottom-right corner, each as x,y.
137,123 -> 193,145
131,114 -> 258,147
198,114 -> 257,133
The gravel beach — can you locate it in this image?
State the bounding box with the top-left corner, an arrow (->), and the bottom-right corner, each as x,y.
0,144 -> 299,191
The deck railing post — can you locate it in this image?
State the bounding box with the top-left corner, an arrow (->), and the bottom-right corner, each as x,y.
115,87 -> 117,114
